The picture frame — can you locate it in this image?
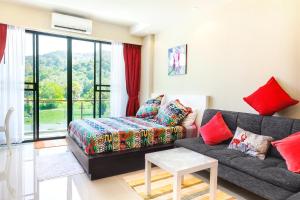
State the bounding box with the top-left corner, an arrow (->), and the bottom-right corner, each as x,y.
168,44 -> 187,76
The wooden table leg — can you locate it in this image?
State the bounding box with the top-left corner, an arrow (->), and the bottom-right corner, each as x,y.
173,173 -> 182,200
209,163 -> 218,200
145,159 -> 151,196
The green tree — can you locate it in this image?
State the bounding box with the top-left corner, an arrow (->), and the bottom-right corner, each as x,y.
72,81 -> 82,100
83,88 -> 94,99
40,82 -> 64,109
25,50 -> 112,118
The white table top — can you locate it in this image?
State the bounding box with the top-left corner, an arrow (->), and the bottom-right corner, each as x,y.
145,147 -> 218,174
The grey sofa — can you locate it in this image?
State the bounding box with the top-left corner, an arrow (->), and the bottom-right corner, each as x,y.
175,109 -> 300,200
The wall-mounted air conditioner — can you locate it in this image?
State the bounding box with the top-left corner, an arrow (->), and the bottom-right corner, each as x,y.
51,13 -> 92,35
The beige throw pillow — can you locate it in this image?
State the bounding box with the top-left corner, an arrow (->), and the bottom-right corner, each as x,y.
228,127 -> 274,160
181,111 -> 197,127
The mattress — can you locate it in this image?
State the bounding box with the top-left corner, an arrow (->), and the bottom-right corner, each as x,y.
68,117 -> 185,155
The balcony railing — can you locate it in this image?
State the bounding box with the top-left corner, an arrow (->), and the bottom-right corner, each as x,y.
24,98 -> 110,137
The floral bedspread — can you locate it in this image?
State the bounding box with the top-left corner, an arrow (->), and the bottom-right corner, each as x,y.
68,117 -> 185,155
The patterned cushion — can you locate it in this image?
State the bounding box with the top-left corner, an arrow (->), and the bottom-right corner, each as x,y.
228,127 -> 274,160
136,95 -> 164,119
155,99 -> 191,126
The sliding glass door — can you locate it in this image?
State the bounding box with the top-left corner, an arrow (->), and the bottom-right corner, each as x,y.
24,31 -> 111,141
38,35 -> 68,138
95,43 -> 112,118
72,40 -> 94,120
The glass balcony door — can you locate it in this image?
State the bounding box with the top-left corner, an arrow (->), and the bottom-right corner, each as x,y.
95,43 -> 111,118
72,40 -> 95,120
38,35 -> 68,138
24,31 -> 111,141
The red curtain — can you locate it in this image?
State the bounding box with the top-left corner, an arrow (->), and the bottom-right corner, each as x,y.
0,23 -> 7,63
123,43 -> 142,116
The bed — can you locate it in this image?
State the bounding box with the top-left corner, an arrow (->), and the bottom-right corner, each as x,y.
69,117 -> 185,155
67,94 -> 208,180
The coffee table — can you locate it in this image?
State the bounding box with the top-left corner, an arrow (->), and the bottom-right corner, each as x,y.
145,147 -> 218,200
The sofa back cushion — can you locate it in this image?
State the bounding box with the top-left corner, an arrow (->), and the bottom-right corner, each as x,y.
260,117 -> 293,158
292,120 -> 300,133
201,109 -> 300,159
236,113 -> 263,135
201,109 -> 238,133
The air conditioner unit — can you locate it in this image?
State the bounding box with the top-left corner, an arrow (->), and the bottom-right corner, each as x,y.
51,13 -> 92,35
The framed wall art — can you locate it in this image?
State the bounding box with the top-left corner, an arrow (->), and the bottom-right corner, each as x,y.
168,44 -> 187,76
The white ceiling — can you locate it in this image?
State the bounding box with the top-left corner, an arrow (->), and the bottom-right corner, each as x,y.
3,0 -> 228,36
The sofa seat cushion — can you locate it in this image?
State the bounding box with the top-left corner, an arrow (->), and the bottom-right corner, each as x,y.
229,156 -> 300,192
205,148 -> 246,166
287,192 -> 300,200
175,137 -> 300,192
174,138 -> 226,154
257,167 -> 300,192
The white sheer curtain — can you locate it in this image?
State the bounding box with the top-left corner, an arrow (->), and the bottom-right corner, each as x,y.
0,26 -> 25,144
110,42 -> 128,117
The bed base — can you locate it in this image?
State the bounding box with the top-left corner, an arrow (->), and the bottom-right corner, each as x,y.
66,135 -> 174,180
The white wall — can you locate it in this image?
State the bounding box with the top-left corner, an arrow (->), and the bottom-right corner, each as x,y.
0,1 -> 142,44
153,0 -> 300,118
140,35 -> 154,103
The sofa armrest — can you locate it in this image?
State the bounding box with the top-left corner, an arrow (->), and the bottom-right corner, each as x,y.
287,192 -> 300,200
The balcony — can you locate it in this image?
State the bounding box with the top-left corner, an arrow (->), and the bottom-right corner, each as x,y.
24,98 -> 110,140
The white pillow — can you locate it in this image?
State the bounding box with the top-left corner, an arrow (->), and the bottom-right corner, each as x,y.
181,111 -> 197,127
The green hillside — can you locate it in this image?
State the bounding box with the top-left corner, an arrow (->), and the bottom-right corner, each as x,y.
24,50 -> 111,131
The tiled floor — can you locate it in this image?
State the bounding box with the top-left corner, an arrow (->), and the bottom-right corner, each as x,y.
0,143 -> 265,200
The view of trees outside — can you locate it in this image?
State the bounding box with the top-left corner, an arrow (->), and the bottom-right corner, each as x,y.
24,34 -> 111,139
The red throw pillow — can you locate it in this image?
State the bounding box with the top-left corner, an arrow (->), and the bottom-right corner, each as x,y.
272,132 -> 300,173
199,112 -> 233,145
243,77 -> 298,116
